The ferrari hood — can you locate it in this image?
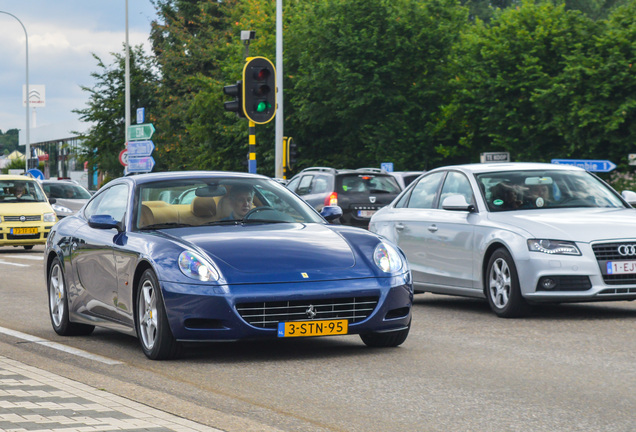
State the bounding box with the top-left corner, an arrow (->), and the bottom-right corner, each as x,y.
487,207 -> 636,242
176,223 -> 357,276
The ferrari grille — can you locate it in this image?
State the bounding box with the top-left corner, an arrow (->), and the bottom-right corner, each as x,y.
236,296 -> 379,329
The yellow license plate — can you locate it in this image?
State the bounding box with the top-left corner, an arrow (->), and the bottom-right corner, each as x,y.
11,227 -> 38,235
277,319 -> 348,338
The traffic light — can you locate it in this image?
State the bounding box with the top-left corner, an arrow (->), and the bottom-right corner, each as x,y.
284,137 -> 298,171
242,57 -> 276,124
223,80 -> 245,118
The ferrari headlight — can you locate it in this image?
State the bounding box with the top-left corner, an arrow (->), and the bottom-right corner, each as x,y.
43,212 -> 57,223
374,242 -> 404,273
178,251 -> 219,282
527,239 -> 581,256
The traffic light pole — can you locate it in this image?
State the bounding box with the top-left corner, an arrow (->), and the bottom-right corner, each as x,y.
248,120 -> 256,173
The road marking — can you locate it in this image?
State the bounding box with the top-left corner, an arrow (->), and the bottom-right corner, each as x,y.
3,254 -> 44,260
0,260 -> 29,267
0,326 -> 123,365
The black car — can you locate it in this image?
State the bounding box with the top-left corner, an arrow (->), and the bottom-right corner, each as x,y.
286,167 -> 401,227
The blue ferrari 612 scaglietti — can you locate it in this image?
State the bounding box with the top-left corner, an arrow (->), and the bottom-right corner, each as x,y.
44,172 -> 413,359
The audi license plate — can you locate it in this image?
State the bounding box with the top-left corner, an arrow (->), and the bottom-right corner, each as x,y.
357,210 -> 376,218
11,227 -> 38,235
606,261 -> 636,275
277,319 -> 348,338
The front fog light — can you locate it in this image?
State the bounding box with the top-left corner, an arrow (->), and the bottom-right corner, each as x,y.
178,251 -> 219,282
540,277 -> 557,290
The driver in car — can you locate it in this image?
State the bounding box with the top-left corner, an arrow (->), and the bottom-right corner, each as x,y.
223,185 -> 255,220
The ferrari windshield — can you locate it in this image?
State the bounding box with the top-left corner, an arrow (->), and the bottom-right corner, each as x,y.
136,177 -> 325,229
0,180 -> 48,203
476,170 -> 626,212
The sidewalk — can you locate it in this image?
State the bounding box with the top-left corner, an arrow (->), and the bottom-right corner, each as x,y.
0,356 -> 223,432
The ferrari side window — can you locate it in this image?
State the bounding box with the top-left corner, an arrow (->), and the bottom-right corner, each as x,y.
91,184 -> 129,223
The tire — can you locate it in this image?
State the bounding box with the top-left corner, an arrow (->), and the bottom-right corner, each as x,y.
360,321 -> 411,348
48,258 -> 94,336
23,245 -> 34,250
136,269 -> 181,360
485,248 -> 530,318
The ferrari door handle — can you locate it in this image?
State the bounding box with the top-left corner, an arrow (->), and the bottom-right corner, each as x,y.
428,224 -> 438,232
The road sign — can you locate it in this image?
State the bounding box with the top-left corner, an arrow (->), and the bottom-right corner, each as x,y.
119,148 -> 128,167
480,152 -> 510,163
127,156 -> 155,172
551,159 -> 616,172
127,123 -> 155,141
629,154 -> 636,166
127,140 -> 155,157
136,107 -> 145,124
26,168 -> 44,180
381,162 -> 394,172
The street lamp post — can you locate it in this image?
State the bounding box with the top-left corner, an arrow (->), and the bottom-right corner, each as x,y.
0,10 -> 30,172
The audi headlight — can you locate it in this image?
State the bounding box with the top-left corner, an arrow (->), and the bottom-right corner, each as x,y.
178,251 -> 219,282
43,212 -> 57,223
527,239 -> 581,256
373,242 -> 404,273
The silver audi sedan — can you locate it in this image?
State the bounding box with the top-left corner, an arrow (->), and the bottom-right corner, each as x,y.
369,162 -> 636,317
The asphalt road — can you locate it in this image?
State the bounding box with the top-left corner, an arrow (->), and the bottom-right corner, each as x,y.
0,246 -> 634,432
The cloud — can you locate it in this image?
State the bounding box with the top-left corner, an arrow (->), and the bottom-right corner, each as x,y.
0,1 -> 155,133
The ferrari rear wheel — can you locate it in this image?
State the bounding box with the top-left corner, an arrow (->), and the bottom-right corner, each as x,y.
360,321 -> 410,348
485,248 -> 530,318
136,269 -> 180,360
48,258 -> 94,336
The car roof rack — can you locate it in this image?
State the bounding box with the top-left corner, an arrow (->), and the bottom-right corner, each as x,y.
356,167 -> 387,174
300,167 -> 338,173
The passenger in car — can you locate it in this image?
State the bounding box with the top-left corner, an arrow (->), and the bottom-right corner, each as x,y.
490,182 -> 521,210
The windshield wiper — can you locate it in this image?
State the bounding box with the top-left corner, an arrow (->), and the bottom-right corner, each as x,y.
140,222 -> 193,230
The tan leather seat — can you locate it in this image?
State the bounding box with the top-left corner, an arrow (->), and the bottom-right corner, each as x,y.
191,196 -> 217,218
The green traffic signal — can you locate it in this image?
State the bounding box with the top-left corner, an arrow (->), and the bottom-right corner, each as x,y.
256,101 -> 271,112
242,57 -> 276,124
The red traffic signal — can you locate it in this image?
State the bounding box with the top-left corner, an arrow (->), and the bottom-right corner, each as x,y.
242,57 -> 277,124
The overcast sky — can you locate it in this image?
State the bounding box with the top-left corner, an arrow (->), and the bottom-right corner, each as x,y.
0,1 -> 157,134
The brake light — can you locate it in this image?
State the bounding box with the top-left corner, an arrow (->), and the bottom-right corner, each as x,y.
324,192 -> 338,206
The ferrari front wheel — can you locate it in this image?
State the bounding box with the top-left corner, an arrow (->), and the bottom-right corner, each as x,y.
135,269 -> 180,360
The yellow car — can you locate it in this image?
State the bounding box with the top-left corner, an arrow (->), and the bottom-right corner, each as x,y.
0,175 -> 57,250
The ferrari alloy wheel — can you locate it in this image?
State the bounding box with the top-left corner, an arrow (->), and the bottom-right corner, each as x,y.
136,269 -> 180,360
486,248 -> 529,318
48,258 -> 94,336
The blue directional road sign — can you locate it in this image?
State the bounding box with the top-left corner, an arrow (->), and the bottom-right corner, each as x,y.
381,162 -> 394,172
551,159 -> 616,172
127,156 -> 155,173
127,140 -> 155,157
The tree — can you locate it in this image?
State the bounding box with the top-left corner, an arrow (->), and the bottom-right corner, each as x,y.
284,0 -> 468,171
439,1 -> 598,163
150,0 -> 277,173
74,45 -> 158,177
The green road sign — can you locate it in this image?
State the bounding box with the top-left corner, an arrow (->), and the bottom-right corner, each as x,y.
128,123 -> 155,141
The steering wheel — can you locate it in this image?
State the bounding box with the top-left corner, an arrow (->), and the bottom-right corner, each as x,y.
243,206 -> 275,220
